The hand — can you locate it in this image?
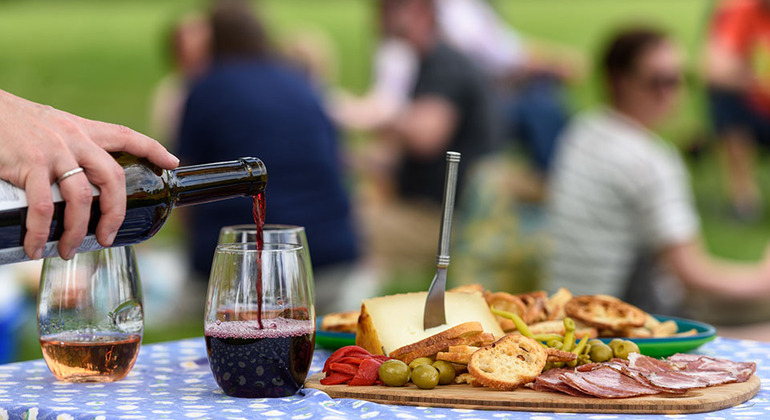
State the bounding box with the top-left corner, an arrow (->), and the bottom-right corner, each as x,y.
0,89 -> 179,260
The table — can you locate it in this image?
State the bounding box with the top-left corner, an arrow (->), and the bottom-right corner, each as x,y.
0,337 -> 767,419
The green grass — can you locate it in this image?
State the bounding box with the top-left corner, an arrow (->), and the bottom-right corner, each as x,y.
2,0 -> 769,362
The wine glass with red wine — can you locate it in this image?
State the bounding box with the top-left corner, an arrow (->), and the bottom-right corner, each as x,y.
218,224 -> 315,310
205,243 -> 315,398
38,246 -> 143,382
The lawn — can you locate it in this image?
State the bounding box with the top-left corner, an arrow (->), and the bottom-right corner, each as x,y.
2,0 -> 768,362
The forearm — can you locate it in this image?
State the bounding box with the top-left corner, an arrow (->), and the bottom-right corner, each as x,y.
665,242 -> 770,300
703,43 -> 753,91
385,97 -> 456,158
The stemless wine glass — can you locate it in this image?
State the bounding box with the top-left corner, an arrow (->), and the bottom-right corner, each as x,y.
205,243 -> 315,398
38,246 -> 143,382
218,224 -> 315,311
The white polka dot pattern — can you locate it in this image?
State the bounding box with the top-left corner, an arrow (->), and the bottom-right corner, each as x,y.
0,337 -> 766,419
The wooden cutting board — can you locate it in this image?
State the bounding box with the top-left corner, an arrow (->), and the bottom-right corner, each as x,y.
305,373 -> 760,414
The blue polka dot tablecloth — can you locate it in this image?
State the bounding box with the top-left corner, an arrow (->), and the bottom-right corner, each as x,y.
0,336 -> 768,419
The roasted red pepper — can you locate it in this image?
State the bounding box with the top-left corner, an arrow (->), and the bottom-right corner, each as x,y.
320,372 -> 354,385
329,362 -> 359,376
323,346 -> 372,372
335,356 -> 367,366
349,358 -> 383,386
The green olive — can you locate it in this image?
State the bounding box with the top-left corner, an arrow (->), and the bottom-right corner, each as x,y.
588,339 -> 604,347
378,359 -> 410,387
432,360 -> 456,385
411,364 -> 439,389
609,339 -> 633,360
589,343 -> 613,362
623,340 -> 640,356
408,357 -> 434,371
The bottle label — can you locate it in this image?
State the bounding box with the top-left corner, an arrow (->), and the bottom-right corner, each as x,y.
0,179 -> 104,264
0,236 -> 105,265
0,179 -> 101,212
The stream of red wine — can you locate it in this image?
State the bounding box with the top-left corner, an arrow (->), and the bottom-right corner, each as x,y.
253,191 -> 266,329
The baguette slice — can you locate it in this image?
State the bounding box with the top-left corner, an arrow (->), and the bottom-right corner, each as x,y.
528,320 -> 598,339
448,345 -> 479,354
455,372 -> 483,387
468,334 -> 547,391
545,287 -> 573,320
320,310 -> 360,333
392,331 -> 493,365
388,322 -> 483,364
545,347 -> 578,363
449,283 -> 485,296
436,351 -> 473,365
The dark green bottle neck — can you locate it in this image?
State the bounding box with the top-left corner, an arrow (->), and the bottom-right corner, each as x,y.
170,157 -> 267,208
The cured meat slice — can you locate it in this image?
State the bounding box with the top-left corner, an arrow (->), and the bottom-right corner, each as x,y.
628,353 -> 680,373
677,369 -> 740,386
668,354 -> 756,382
533,368 -> 592,397
641,370 -> 710,391
560,367 -> 659,398
599,359 -> 688,394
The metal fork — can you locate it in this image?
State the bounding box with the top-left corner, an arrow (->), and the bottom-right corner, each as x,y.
423,151 -> 461,330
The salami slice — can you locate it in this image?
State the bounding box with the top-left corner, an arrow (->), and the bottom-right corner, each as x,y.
668,354 -> 756,382
628,353 -> 679,373
560,367 -> 659,398
641,370 -> 710,390
533,368 -> 592,397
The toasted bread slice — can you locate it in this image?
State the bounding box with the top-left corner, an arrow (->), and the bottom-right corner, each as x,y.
388,322 -> 483,364
528,320 -> 565,335
455,372 -> 483,386
448,345 -> 479,354
392,330 -> 495,365
516,290 -> 548,324
651,320 -> 677,337
545,287 -> 573,320
451,362 -> 468,374
468,334 -> 547,391
449,283 -> 485,296
565,295 -> 646,330
527,319 -> 597,339
618,326 -> 653,338
320,310 -> 360,333
436,351 -> 473,365
484,292 -> 527,332
545,347 -> 578,363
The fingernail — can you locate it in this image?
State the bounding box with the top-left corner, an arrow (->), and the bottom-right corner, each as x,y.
33,247 -> 44,260
170,154 -> 180,165
106,231 -> 117,246
65,249 -> 76,260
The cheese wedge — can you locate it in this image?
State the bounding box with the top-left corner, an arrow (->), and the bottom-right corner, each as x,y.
355,291 -> 505,355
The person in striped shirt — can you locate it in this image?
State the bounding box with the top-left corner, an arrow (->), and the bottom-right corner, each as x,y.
546,27 -> 770,316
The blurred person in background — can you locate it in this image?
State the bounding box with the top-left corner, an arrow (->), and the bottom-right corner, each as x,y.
356,0 -> 500,269
704,0 -> 770,222
279,27 -> 339,95
334,0 -> 580,179
149,12 -> 211,148
546,27 -> 770,319
177,0 -> 359,314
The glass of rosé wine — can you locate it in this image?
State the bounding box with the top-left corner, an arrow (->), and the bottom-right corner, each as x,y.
205,243 -> 315,398
38,246 -> 143,383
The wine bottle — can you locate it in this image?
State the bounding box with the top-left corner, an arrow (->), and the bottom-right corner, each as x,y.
0,153 -> 267,265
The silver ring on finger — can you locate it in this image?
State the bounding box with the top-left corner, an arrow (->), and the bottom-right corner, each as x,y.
57,167 -> 85,184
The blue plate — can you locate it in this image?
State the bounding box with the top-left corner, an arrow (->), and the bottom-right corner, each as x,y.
314,314 -> 717,356
315,317 -> 356,350
595,315 -> 716,358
